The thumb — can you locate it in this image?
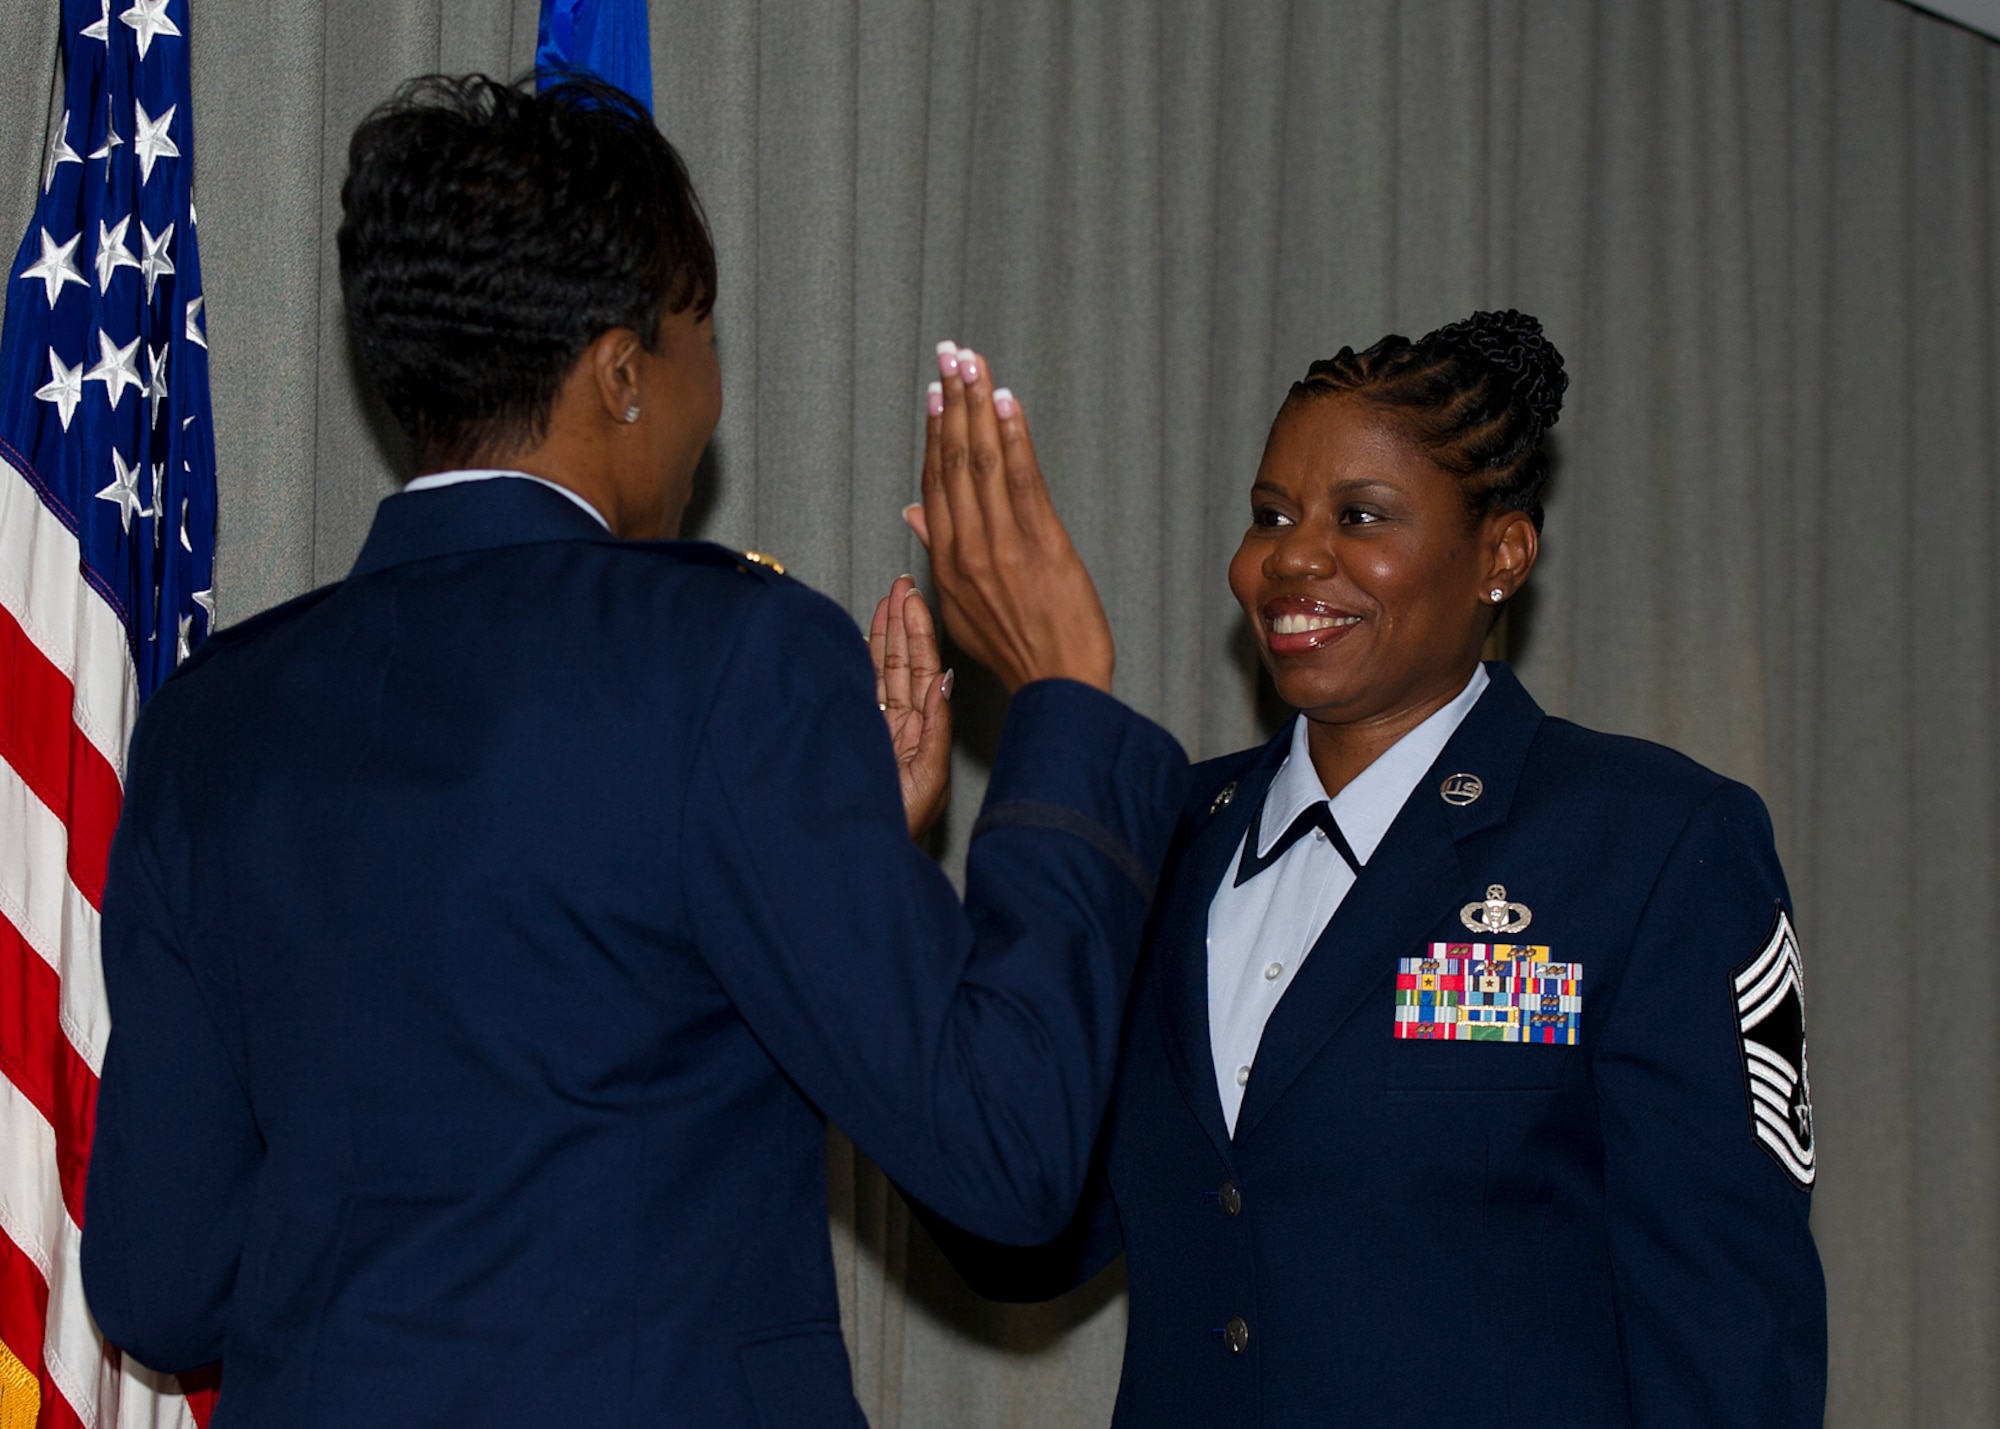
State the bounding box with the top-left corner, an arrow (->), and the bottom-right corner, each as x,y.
917,670 -> 954,764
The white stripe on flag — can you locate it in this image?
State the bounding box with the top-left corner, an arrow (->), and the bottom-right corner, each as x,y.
0,462 -> 138,779
0,754 -> 111,1075
0,1073 -> 102,1426
107,1354 -> 201,1429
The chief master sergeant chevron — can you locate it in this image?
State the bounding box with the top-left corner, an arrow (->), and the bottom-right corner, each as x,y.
79,74 -> 1188,1429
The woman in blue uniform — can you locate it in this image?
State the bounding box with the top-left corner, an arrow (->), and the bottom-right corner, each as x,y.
921,310 -> 1827,1427
81,75 -> 1188,1429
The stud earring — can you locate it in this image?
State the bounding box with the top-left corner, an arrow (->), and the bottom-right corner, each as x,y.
623,404 -> 641,424
1489,588 -> 1505,603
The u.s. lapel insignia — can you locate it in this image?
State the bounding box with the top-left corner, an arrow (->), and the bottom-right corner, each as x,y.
1394,942 -> 1582,1043
1461,884 -> 1532,935
1209,781 -> 1237,815
1733,907 -> 1814,1189
1440,773 -> 1483,806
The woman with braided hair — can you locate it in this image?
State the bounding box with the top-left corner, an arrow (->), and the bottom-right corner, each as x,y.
924,310 -> 1827,1426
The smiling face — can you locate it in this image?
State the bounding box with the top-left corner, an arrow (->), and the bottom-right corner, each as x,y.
1228,393 -> 1535,741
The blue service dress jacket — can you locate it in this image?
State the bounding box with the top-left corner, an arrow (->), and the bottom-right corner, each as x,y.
926,662 -> 1827,1428
79,479 -> 1189,1429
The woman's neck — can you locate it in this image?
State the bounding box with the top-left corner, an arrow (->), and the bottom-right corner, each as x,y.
1301,665 -> 1479,797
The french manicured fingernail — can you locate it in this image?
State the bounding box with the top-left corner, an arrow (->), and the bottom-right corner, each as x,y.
926,381 -> 943,417
993,387 -> 1018,419
957,349 -> 980,385
940,669 -> 955,700
936,340 -> 959,379
902,503 -> 922,526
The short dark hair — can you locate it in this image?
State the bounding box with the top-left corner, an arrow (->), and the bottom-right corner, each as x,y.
1288,310 -> 1567,531
338,73 -> 716,470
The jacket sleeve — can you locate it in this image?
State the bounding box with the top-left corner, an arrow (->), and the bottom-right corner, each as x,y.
681,579 -> 1188,1245
1592,780 -> 1827,1427
910,1165 -> 1125,1302
81,699 -> 261,1374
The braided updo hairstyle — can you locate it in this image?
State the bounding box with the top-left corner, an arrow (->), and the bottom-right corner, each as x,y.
1288,310 -> 1567,531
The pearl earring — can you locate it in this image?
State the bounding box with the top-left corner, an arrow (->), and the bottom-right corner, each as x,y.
624,404 -> 641,423
1489,588 -> 1505,602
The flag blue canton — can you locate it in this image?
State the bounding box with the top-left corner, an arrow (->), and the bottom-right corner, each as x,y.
2,0 -> 217,700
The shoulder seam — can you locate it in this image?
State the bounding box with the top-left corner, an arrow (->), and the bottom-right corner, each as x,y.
1588,777 -> 1761,1057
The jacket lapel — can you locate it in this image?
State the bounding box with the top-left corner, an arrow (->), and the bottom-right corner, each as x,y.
1153,731 -> 1291,1167
1229,797 -> 1464,1143
1229,664 -> 1545,1145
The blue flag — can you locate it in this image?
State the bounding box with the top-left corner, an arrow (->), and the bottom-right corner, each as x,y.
537,0 -> 654,114
2,0 -> 218,701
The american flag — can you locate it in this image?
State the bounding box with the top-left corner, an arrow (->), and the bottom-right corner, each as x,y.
0,0 -> 217,1425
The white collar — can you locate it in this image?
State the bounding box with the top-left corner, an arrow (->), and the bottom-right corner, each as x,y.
1257,664 -> 1491,864
403,468 -> 611,532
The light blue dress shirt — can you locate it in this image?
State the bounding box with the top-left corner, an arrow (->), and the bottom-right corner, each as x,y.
1206,665 -> 1489,1131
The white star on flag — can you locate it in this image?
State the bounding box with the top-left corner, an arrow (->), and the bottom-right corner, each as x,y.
146,342 -> 169,429
185,294 -> 207,348
43,111 -> 81,192
3,0 -> 224,1412
132,100 -> 179,184
192,586 -> 216,622
120,0 -> 181,59
89,109 -> 122,162
19,228 -> 87,306
138,220 -> 174,300
84,329 -> 143,408
35,348 -> 85,431
97,448 -> 145,531
95,215 -> 141,292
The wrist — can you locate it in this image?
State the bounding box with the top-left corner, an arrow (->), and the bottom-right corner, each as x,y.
1014,664 -> 1114,697
1013,631 -> 1113,695
1063,660 -> 1114,695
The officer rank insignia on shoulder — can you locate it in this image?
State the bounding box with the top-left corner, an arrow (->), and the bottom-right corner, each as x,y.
1393,943 -> 1582,1044
1732,908 -> 1815,1189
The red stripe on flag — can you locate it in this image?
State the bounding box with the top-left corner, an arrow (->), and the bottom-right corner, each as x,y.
38,1360 -> 90,1429
0,1224 -> 49,1397
0,602 -> 123,909
178,1363 -> 221,1426
0,1228 -> 88,1429
0,914 -> 97,1228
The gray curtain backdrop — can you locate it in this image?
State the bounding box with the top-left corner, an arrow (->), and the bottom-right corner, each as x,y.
5,1 -> 1997,1424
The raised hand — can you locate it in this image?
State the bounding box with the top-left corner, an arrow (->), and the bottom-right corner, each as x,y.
869,574 -> 953,841
904,343 -> 1114,695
